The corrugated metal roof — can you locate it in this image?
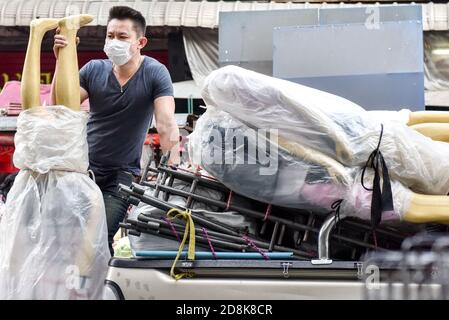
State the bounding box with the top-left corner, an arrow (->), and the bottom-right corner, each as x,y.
0,0 -> 449,30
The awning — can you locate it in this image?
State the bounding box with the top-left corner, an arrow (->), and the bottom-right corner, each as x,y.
1,0 -> 449,31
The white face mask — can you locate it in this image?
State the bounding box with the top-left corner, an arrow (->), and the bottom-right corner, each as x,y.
103,39 -> 134,66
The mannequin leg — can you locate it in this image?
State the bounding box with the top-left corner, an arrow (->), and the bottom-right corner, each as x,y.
409,123 -> 449,143
75,197 -> 106,279
54,15 -> 100,278
21,19 -> 59,109
37,15 -> 101,281
405,192 -> 449,224
277,135 -> 351,185
54,15 -> 93,110
408,111 -> 449,126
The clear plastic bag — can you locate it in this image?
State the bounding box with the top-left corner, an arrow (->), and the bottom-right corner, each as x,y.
0,106 -> 110,300
188,107 -> 411,221
0,200 -> 5,223
201,66 -> 449,195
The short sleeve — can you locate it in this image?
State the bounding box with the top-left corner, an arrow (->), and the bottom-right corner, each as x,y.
152,64 -> 174,100
79,61 -> 93,93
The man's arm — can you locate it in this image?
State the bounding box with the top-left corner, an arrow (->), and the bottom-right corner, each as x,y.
154,96 -> 180,165
80,87 -> 89,104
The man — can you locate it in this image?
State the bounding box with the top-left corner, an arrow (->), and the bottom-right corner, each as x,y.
52,6 -> 180,254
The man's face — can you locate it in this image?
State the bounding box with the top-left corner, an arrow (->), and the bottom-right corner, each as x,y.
106,18 -> 147,55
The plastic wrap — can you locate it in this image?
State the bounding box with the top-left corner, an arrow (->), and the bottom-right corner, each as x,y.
367,109 -> 411,125
423,31 -> 449,91
128,199 -> 184,252
0,106 -> 110,300
0,200 -> 4,223
188,107 -> 411,221
202,66 -> 449,195
113,237 -> 132,258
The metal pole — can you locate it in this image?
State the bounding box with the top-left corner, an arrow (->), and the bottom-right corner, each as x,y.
311,212 -> 347,265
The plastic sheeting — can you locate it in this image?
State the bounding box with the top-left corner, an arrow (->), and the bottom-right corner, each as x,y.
0,200 -> 4,223
200,65 -> 449,196
423,31 -> 449,107
0,106 -> 110,300
424,31 -> 449,91
188,106 -> 411,221
183,28 -> 219,86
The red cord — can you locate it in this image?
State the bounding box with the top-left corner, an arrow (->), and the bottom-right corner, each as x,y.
263,204 -> 272,222
202,227 -> 217,260
243,235 -> 269,260
225,191 -> 233,211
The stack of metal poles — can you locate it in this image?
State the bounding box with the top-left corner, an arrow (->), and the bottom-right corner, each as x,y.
119,155 -> 409,261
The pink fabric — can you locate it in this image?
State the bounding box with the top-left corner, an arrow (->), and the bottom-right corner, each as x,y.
300,183 -> 346,210
0,81 -> 90,113
0,81 -> 23,107
350,186 -> 398,221
301,182 -> 399,221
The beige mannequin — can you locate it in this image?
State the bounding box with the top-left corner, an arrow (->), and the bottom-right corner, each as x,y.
404,114 -> 449,223
277,121 -> 449,225
21,15 -> 93,110
54,15 -> 93,110
21,14 -> 97,278
276,135 -> 352,185
21,19 -> 59,109
406,111 -> 449,143
408,111 -> 449,126
409,123 -> 449,143
406,194 -> 449,223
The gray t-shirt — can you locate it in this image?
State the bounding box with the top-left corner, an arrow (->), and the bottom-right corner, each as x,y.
79,56 -> 173,176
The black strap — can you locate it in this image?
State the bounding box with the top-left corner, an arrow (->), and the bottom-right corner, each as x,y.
331,199 -> 344,235
332,199 -> 343,222
360,124 -> 394,229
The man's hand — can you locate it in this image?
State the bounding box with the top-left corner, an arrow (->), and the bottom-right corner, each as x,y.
53,27 -> 80,59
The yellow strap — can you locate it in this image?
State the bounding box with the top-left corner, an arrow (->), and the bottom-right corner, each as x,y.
166,208 -> 196,280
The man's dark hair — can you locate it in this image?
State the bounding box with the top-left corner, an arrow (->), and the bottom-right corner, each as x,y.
108,6 -> 146,35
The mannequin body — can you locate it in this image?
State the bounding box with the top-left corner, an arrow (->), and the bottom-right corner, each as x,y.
20,14 -> 97,279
